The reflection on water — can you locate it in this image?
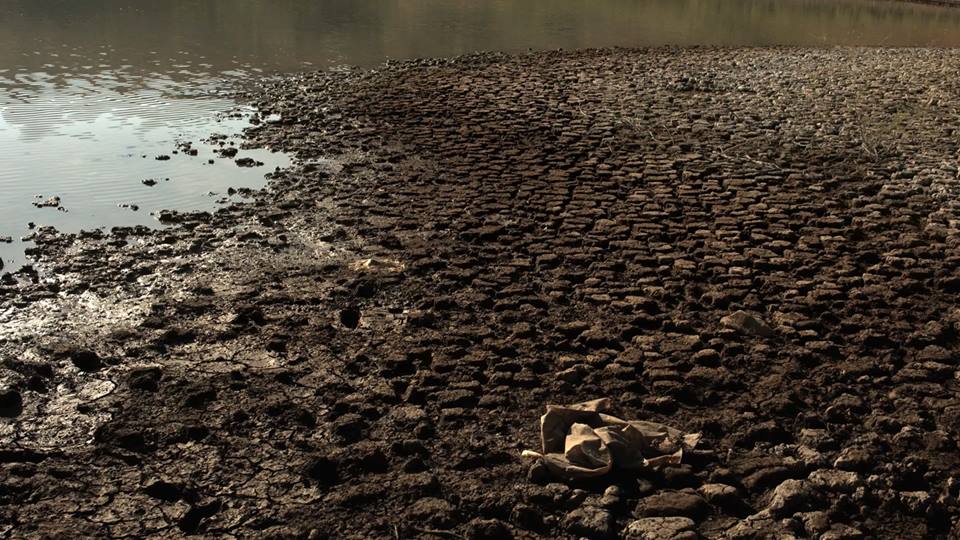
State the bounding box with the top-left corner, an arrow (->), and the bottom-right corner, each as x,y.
0,65 -> 290,271
3,0 -> 960,270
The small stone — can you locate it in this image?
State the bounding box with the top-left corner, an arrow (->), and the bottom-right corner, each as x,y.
635,491 -> 709,520
464,518 -> 513,540
721,310 -> 774,338
235,157 -> 263,167
566,488 -> 589,509
562,506 -> 614,539
622,516 -> 697,540
600,485 -> 622,508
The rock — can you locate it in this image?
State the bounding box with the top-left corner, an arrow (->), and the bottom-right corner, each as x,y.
562,506 -> 615,539
721,310 -> 774,338
600,485 -> 622,508
635,491 -> 709,520
808,469 -> 859,493
464,518 -> 513,540
622,517 -> 698,540
33,195 -> 61,208
0,389 -> 23,417
235,157 -> 264,167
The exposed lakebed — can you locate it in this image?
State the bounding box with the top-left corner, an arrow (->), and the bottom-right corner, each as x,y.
5,0 -> 960,270
4,46 -> 960,538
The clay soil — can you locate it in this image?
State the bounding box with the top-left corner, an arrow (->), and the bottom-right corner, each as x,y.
3,47 -> 960,539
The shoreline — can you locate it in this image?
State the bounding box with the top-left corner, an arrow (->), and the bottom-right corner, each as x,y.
3,46 -> 960,538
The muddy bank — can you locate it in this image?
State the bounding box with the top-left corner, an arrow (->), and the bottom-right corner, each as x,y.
3,47 -> 960,538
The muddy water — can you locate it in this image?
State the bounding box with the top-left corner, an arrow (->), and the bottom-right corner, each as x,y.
3,0 -> 960,270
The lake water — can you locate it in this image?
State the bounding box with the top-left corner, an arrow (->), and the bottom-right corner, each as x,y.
4,0 -> 960,271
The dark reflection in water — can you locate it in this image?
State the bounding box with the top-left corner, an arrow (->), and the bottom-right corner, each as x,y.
2,0 -> 960,270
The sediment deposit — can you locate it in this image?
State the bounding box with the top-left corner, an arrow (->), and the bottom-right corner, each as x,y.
3,47 -> 960,539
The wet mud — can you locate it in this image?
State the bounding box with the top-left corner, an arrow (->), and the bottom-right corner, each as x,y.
3,47 -> 960,539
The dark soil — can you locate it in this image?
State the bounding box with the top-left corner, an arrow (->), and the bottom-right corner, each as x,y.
3,47 -> 960,539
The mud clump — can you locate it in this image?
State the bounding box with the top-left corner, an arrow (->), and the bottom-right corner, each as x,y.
3,47 -> 960,538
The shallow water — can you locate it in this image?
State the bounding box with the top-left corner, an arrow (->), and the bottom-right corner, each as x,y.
3,0 -> 960,270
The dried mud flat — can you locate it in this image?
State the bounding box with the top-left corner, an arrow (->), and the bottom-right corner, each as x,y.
3,47 -> 960,539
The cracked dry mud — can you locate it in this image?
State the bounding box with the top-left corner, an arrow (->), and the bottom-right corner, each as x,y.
3,47 -> 960,539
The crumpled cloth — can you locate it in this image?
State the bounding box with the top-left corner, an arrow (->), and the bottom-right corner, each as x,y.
521,398 -> 701,480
